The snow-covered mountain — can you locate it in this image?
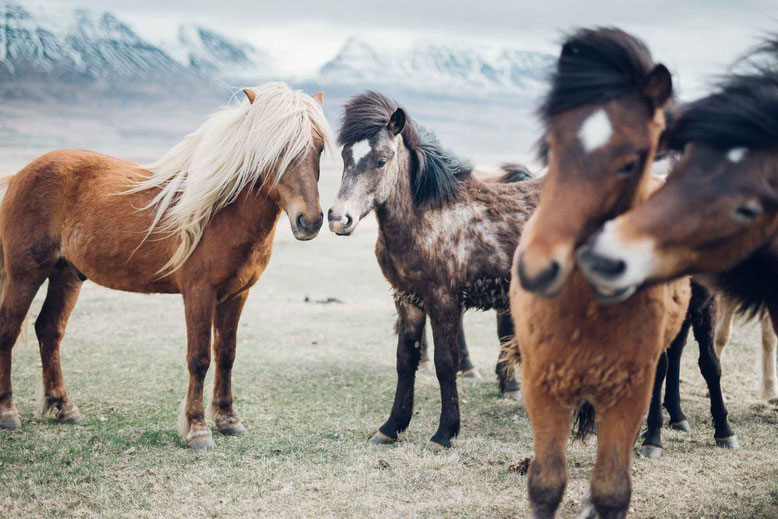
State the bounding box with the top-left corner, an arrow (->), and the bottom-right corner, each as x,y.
0,2 -> 185,82
162,25 -> 274,82
318,38 -> 553,96
0,2 -> 553,102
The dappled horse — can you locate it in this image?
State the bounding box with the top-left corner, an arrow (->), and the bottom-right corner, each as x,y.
328,91 -> 541,449
577,36 -> 778,405
414,163 -> 532,396
0,83 -> 331,450
510,29 -> 690,518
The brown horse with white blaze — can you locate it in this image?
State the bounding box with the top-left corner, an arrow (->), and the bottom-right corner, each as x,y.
0,83 -> 331,449
577,37 -> 778,408
510,29 -> 690,518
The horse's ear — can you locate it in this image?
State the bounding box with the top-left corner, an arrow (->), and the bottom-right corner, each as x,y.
642,64 -> 672,109
312,91 -> 324,106
388,108 -> 406,136
243,88 -> 257,104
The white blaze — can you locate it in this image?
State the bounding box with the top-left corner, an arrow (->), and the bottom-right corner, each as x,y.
578,109 -> 613,152
727,147 -> 747,163
351,139 -> 372,165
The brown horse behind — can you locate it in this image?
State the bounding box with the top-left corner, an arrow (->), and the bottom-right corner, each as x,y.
0,83 -> 331,450
510,29 -> 689,518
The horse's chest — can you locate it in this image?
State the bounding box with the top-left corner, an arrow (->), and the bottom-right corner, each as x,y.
515,276 -> 668,409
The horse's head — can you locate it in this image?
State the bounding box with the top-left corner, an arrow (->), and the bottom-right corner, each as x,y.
329,93 -> 407,235
516,28 -> 672,299
577,39 -> 778,294
251,89 -> 328,241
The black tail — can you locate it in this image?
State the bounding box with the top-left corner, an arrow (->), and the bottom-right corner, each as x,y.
496,163 -> 533,183
573,401 -> 596,442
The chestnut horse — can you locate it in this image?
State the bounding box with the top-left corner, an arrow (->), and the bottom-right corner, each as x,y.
510,29 -> 689,518
328,91 -> 541,449
577,36 -> 778,404
0,83 -> 331,450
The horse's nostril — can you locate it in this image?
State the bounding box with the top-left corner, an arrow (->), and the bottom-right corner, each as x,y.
517,255 -> 561,293
345,214 -> 353,227
296,213 -> 306,230
581,249 -> 626,278
327,208 -> 335,220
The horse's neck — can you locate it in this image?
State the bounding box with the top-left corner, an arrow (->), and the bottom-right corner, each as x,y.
217,185 -> 282,243
375,149 -> 422,250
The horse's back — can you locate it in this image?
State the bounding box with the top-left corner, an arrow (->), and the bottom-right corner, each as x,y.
1,149 -> 176,292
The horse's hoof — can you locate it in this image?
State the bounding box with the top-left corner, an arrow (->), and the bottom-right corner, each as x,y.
426,440 -> 448,452
640,445 -> 663,459
368,431 -> 396,445
669,420 -> 691,433
715,436 -> 739,450
188,436 -> 216,450
218,423 -> 247,436
0,412 -> 21,430
502,390 -> 522,400
418,360 -> 434,374
462,367 -> 482,379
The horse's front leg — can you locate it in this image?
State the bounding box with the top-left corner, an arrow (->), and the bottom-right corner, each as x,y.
209,291 -> 249,436
522,374 -> 569,519
427,300 -> 461,450
584,384 -> 651,519
371,301 -> 426,444
179,286 -> 217,449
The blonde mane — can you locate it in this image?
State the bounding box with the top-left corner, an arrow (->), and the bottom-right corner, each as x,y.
129,82 -> 332,274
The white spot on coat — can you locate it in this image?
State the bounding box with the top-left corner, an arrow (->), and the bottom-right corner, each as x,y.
351,140 -> 372,165
579,109 -> 612,152
727,147 -> 747,163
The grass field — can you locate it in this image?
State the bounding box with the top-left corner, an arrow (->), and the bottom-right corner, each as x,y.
0,160 -> 777,518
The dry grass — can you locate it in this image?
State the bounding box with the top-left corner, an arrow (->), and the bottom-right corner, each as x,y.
0,167 -> 777,518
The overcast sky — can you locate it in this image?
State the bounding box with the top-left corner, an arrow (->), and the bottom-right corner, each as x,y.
41,0 -> 778,98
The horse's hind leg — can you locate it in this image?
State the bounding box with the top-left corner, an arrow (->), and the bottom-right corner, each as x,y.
640,350 -> 668,458
36,263 -> 83,424
209,292 -> 248,436
759,310 -> 778,404
417,314 -> 433,373
495,310 -> 520,399
458,320 -> 481,378
0,275 -> 48,430
664,315 -> 692,432
692,287 -> 737,449
714,296 -> 736,359
370,301 -> 425,444
523,377 -> 569,518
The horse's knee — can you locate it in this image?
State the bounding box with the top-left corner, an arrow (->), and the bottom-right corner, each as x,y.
527,457 -> 566,518
188,353 -> 211,378
590,471 -> 631,519
34,317 -> 62,346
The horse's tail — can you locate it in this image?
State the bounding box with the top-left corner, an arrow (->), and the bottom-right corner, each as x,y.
572,401 -> 596,442
499,334 -> 522,378
496,163 -> 533,183
0,175 -> 27,346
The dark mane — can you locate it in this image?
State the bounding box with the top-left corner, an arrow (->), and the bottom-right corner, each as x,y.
339,91 -> 471,205
539,27 -> 656,122
669,36 -> 778,151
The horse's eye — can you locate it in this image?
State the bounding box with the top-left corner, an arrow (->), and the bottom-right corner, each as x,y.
734,202 -> 763,221
617,160 -> 639,176
376,158 -> 388,169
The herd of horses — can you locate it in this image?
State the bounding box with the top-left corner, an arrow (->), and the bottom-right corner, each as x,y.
0,26 -> 776,519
